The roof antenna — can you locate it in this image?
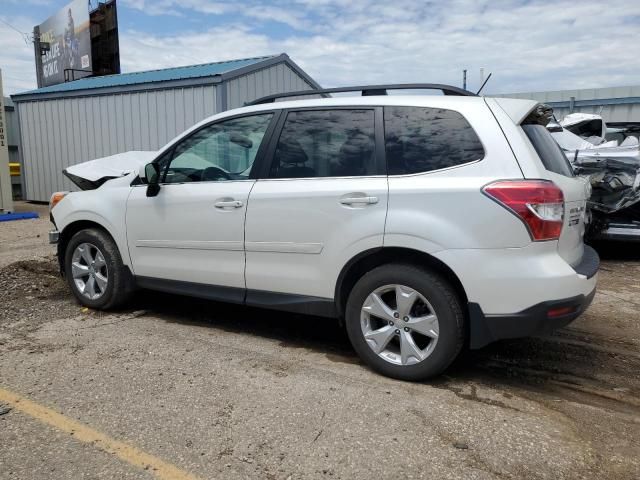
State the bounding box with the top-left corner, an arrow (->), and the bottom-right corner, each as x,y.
476,72 -> 492,95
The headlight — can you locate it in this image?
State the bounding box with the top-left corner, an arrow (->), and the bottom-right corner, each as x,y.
49,191 -> 69,211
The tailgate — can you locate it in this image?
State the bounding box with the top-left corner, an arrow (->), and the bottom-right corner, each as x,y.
547,173 -> 590,266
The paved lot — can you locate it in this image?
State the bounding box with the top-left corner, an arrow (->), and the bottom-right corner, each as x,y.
1,202 -> 639,479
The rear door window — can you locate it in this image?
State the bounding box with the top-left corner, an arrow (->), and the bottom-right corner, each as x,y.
384,106 -> 484,175
269,109 -> 376,178
522,124 -> 574,177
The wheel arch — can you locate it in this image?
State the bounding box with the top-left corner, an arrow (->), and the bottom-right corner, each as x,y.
57,220 -> 120,277
334,247 -> 469,318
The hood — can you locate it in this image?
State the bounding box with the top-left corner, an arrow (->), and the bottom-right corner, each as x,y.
63,151 -> 157,190
551,129 -> 594,151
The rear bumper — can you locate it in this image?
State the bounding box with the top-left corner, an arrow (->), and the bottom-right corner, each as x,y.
435,242 -> 599,315
435,242 -> 600,349
468,287 -> 596,349
571,244 -> 599,278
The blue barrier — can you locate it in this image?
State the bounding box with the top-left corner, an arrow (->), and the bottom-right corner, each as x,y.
0,212 -> 40,222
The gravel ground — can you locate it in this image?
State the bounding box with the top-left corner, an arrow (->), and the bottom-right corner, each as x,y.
0,202 -> 52,269
0,201 -> 639,479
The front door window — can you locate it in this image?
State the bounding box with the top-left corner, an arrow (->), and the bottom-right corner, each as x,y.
164,113 -> 274,183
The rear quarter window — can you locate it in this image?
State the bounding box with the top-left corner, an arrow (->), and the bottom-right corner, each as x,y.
521,124 -> 574,177
384,106 -> 485,175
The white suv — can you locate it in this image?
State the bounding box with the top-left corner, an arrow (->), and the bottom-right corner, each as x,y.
49,84 -> 599,380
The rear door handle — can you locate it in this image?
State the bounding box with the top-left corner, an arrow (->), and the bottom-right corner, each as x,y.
215,200 -> 243,209
340,196 -> 379,206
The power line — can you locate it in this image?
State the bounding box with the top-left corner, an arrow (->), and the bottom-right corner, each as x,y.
0,17 -> 25,35
0,17 -> 32,44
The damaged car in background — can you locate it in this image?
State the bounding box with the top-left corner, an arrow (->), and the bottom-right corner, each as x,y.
546,112 -> 640,241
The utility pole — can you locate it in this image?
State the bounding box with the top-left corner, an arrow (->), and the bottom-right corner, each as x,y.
33,26 -> 44,88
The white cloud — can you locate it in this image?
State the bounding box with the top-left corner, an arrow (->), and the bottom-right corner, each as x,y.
119,0 -> 232,16
119,26 -> 273,73
0,17 -> 38,95
4,0 -> 51,5
117,0 -> 640,94
2,0 -> 640,96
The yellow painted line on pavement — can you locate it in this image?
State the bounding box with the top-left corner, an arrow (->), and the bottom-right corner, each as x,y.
0,387 -> 200,480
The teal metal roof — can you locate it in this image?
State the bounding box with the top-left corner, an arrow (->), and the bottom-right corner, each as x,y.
15,55 -> 278,97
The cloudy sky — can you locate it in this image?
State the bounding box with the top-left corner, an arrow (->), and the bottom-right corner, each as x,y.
1,0 -> 639,96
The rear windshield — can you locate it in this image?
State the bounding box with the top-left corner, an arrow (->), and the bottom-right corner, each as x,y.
522,124 -> 574,177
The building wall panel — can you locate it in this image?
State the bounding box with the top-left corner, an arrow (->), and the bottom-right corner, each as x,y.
226,63 -> 315,109
4,108 -> 19,145
24,103 -> 36,198
17,85 -> 219,201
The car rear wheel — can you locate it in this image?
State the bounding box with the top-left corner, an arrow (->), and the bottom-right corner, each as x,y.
64,228 -> 133,310
345,264 -> 464,381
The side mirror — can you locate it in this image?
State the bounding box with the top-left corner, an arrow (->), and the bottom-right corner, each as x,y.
143,163 -> 161,197
138,163 -> 148,182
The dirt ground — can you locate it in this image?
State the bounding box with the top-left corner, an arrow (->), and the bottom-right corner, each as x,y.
1,202 -> 639,479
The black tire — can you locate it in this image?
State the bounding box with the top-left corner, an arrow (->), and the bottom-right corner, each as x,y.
64,228 -> 134,310
345,264 -> 464,381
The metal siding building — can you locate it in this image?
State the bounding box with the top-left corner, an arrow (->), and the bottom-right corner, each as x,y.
3,97 -> 20,165
12,54 -> 319,201
226,62 -> 313,110
3,96 -> 21,197
494,85 -> 640,123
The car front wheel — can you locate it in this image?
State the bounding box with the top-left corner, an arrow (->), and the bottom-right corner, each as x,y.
345,264 -> 464,381
64,228 -> 133,310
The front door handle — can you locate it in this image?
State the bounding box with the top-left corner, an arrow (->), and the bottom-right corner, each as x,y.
215,199 -> 243,209
340,196 -> 379,206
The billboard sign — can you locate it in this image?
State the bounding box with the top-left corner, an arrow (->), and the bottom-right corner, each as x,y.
37,0 -> 92,87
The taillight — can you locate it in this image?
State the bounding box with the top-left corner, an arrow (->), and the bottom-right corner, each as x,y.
483,180 -> 564,241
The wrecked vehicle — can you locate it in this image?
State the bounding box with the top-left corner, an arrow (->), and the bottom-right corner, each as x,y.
606,122 -> 640,146
63,150 -> 156,190
561,113 -> 640,147
548,114 -> 640,241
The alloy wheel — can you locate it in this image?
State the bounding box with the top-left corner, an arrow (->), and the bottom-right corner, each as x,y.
71,243 -> 109,300
360,284 -> 439,366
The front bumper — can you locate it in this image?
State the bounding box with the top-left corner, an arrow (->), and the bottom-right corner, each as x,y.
597,221 -> 640,242
49,229 -> 60,244
468,287 -> 596,349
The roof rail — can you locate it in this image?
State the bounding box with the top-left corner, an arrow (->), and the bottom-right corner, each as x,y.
247,83 -> 477,105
